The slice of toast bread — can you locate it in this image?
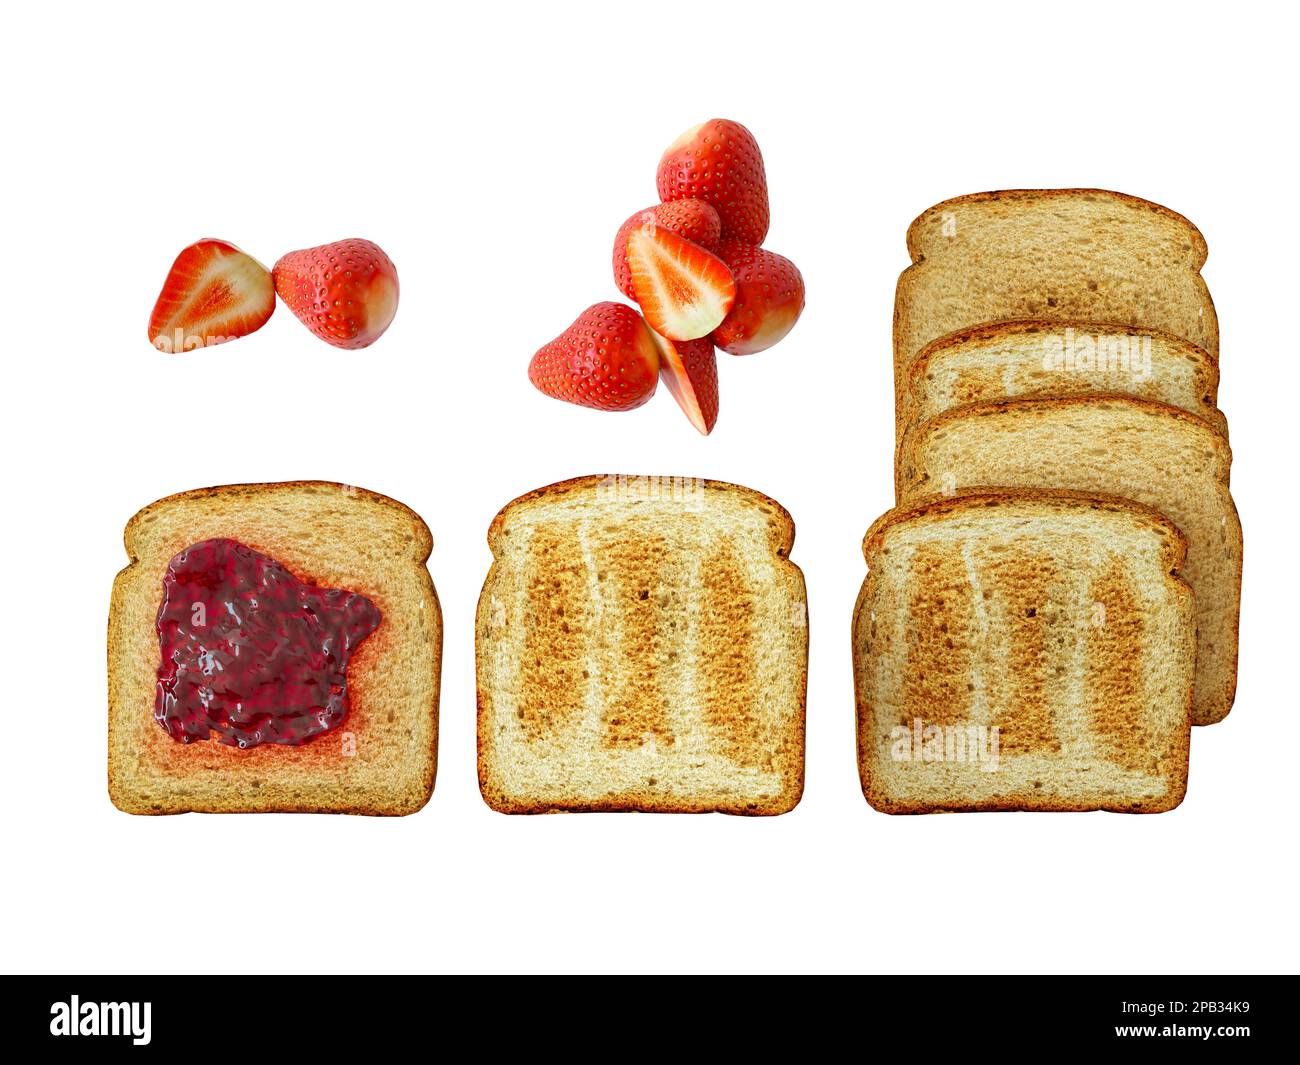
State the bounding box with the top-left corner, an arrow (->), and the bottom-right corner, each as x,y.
893,189 -> 1218,452
108,481 -> 441,814
907,319 -> 1225,442
899,397 -> 1241,725
476,474 -> 807,814
854,490 -> 1194,813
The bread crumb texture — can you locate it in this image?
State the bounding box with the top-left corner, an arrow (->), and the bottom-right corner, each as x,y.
900,397 -> 1239,724
854,490 -> 1194,813
477,475 -> 807,815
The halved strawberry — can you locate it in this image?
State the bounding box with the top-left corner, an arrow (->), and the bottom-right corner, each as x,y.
657,119 -> 769,244
711,242 -> 805,355
612,199 -> 721,299
626,224 -> 735,342
657,335 -> 719,435
273,238 -> 399,349
148,239 -> 275,353
528,302 -> 662,411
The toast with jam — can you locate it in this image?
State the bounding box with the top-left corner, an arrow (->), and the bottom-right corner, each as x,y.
476,475 -> 807,814
854,490 -> 1195,813
108,481 -> 441,815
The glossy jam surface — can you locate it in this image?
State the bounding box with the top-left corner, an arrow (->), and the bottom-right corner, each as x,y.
154,539 -> 381,748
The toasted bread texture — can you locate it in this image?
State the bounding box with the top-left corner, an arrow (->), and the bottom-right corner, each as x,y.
476,475 -> 807,814
893,189 -> 1218,451
907,319 -> 1225,443
108,482 -> 441,815
899,397 -> 1241,725
854,490 -> 1194,813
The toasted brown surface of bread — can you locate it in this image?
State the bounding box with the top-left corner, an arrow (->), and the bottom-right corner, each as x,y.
476,474 -> 807,815
899,397 -> 1241,725
108,481 -> 441,815
854,490 -> 1194,813
906,318 -> 1225,444
892,189 -> 1218,453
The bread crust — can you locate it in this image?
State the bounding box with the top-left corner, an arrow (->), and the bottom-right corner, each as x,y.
908,318 -> 1220,376
484,474 -> 797,555
899,394 -> 1234,491
904,188 -> 1210,267
108,481 -> 441,815
120,480 -> 434,561
904,318 -> 1225,436
864,486 -> 1191,569
477,474 -> 806,815
854,489 -> 1194,813
899,386 -> 1231,498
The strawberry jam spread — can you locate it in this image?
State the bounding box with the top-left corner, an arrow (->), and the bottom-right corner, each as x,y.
154,539 -> 381,748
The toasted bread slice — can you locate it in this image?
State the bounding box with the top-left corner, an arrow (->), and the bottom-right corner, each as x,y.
893,189 -> 1218,451
899,397 -> 1241,725
854,490 -> 1194,813
108,482 -> 441,815
907,319 -> 1225,440
476,474 -> 807,814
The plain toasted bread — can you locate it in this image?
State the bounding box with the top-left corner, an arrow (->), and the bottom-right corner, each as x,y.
108,481 -> 441,815
893,189 -> 1218,453
854,490 -> 1194,813
476,474 -> 807,814
899,397 -> 1241,725
906,318 -> 1225,445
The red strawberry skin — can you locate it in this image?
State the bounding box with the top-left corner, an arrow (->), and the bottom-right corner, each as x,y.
272,238 -> 399,349
148,239 -> 275,353
711,242 -> 805,355
657,119 -> 769,245
612,199 -> 721,299
659,336 -> 719,434
529,302 -> 662,411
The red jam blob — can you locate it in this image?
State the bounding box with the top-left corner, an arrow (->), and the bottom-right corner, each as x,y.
154,538 -> 381,748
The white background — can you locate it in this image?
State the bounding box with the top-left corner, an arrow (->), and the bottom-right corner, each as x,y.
2,0 -> 1296,975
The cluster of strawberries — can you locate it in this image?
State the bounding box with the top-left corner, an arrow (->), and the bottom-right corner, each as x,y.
529,119 -> 805,434
148,237 -> 399,353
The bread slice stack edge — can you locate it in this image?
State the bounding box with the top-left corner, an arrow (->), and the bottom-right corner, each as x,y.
859,189 -> 1241,813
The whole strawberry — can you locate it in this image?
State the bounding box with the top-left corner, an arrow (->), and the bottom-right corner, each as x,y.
529,302 -> 664,411
712,242 -> 805,355
657,119 -> 769,245
273,238 -> 399,349
612,199 -> 721,299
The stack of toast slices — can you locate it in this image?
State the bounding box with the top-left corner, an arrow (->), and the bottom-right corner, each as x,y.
476,475 -> 808,814
857,189 -> 1241,813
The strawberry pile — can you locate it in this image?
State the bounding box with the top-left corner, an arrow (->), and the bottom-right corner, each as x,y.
148,237 -> 399,353
529,119 -> 805,434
